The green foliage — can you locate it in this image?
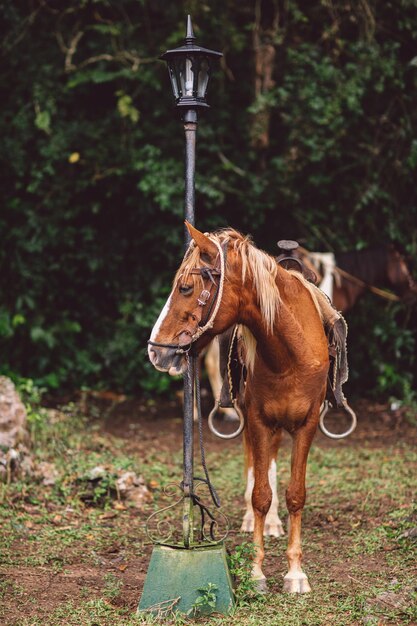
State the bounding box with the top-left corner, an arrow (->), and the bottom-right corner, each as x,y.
78,467 -> 119,507
345,300 -> 417,400
0,0 -> 416,397
188,582 -> 219,616
13,377 -> 49,441
228,542 -> 260,604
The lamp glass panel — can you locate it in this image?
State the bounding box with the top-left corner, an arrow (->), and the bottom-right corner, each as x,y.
184,56 -> 194,96
197,57 -> 210,98
175,57 -> 187,98
168,64 -> 179,99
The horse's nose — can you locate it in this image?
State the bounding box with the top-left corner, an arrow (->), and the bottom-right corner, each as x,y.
148,343 -> 164,368
147,344 -> 185,375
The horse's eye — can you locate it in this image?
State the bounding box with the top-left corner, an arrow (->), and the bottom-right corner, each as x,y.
179,284 -> 193,296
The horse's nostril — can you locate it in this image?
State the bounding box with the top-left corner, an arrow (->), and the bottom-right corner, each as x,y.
149,348 -> 158,363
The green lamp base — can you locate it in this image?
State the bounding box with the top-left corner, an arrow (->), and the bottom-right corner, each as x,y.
138,543 -> 235,616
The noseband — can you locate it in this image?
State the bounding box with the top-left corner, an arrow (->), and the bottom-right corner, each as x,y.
148,240 -> 227,355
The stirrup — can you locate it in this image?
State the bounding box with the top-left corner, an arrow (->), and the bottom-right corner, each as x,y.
319,400 -> 357,439
208,399 -> 245,439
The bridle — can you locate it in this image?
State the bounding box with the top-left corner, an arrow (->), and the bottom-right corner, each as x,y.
147,239 -> 227,356
147,238 -> 231,510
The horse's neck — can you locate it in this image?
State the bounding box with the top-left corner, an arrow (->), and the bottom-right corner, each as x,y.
239,270 -> 314,372
338,249 -> 387,286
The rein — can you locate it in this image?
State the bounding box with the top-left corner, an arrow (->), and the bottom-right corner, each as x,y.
191,354 -> 221,509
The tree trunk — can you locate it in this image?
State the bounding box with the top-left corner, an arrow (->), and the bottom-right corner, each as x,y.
250,0 -> 281,161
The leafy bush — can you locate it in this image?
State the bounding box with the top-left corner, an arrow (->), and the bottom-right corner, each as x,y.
1,1 -> 416,398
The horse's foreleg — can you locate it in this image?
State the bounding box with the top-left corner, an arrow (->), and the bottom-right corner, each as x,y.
240,432 -> 255,533
241,430 -> 285,537
284,416 -> 318,594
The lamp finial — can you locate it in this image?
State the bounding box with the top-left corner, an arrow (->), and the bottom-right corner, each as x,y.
186,15 -> 195,44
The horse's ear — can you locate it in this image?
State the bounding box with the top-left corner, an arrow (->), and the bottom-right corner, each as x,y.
185,221 -> 218,261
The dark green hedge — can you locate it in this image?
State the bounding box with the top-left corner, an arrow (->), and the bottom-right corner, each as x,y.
1,1 -> 416,399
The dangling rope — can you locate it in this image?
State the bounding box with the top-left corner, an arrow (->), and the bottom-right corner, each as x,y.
334,267 -> 400,302
191,355 -> 221,509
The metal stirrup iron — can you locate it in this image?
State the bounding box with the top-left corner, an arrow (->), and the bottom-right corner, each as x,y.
319,400 -> 357,439
208,399 -> 245,440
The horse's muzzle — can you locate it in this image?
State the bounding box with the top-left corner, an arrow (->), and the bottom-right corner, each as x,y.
147,344 -> 186,376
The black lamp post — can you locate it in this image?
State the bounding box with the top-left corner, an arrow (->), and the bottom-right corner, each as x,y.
139,18 -> 233,616
161,15 -> 222,548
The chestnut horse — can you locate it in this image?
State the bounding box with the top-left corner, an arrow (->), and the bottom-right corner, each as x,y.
203,242 -> 416,540
148,223 -> 346,593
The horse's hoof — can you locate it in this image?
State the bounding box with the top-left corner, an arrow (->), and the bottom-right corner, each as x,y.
264,521 -> 285,538
253,577 -> 268,594
283,574 -> 311,594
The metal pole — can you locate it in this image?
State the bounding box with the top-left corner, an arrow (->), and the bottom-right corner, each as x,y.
183,109 -> 197,247
182,354 -> 194,546
182,107 -> 198,546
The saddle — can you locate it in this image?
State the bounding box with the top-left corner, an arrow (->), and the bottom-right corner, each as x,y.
276,240 -> 351,411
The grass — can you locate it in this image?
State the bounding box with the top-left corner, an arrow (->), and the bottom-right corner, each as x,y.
0,400 -> 416,625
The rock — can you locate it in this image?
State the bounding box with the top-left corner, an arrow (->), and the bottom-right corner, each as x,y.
400,526 -> 417,539
0,377 -> 34,482
36,461 -> 59,486
0,443 -> 33,482
116,470 -> 143,491
116,471 -> 152,508
87,465 -> 107,481
0,376 -> 29,448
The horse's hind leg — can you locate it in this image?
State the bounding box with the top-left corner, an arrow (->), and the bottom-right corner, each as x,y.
284,412 -> 318,593
246,421 -> 277,591
241,430 -> 285,537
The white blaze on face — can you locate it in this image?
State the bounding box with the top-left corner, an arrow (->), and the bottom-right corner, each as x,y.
147,293 -> 173,362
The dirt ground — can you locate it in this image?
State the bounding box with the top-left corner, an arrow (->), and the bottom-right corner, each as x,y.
0,395 -> 416,625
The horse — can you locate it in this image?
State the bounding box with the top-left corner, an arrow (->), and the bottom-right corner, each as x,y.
148,222 -> 349,593
199,242 -> 416,542
298,244 -> 417,313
